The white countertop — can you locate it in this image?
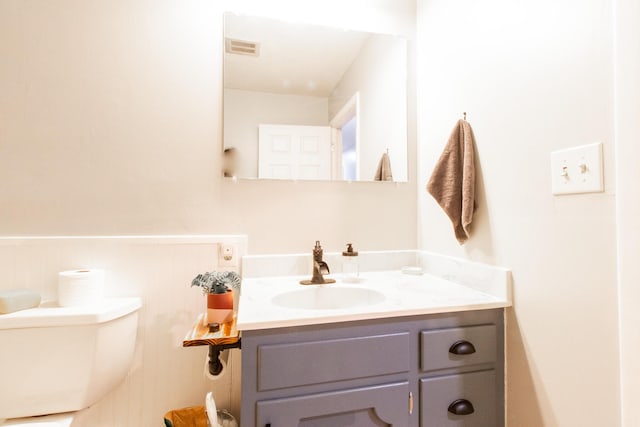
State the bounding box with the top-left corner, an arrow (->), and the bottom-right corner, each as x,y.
237,270 -> 510,330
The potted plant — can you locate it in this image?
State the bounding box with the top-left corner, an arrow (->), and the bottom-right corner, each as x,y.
191,271 -> 240,326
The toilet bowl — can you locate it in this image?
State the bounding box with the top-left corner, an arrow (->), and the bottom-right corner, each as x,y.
0,297 -> 142,426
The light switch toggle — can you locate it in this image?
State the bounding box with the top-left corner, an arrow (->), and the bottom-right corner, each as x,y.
579,163 -> 588,173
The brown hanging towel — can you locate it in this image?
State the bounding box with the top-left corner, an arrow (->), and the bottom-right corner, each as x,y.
426,119 -> 476,244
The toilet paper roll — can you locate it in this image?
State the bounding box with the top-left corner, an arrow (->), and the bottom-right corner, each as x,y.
204,349 -> 229,381
58,269 -> 105,307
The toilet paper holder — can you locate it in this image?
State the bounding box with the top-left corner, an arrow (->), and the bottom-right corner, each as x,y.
208,340 -> 241,376
183,313 -> 242,376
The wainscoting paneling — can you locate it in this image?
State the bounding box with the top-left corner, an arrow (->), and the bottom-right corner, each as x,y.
0,235 -> 246,426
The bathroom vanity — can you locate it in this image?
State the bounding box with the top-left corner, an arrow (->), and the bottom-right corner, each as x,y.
238,252 -> 511,427
241,309 -> 503,427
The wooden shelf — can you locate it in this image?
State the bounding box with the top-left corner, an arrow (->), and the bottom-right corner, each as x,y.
183,313 -> 239,347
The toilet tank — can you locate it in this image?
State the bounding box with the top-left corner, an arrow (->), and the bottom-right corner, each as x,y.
0,298 -> 142,420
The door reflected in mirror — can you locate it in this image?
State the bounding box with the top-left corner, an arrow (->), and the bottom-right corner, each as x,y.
223,13 -> 408,182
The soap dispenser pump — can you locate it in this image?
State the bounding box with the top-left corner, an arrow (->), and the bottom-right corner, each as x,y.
342,243 -> 359,282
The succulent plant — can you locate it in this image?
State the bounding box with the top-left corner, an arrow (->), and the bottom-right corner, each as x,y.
191,271 -> 241,295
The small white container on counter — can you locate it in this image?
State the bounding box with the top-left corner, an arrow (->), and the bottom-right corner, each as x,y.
57,269 -> 105,307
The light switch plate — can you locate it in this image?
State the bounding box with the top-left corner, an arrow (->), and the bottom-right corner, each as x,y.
551,142 -> 604,195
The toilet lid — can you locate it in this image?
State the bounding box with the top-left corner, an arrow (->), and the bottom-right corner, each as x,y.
0,298 -> 141,330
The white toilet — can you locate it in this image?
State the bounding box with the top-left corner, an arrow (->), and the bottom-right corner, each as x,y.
0,297 -> 142,426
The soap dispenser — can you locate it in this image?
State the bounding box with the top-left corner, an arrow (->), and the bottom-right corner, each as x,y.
342,243 -> 359,282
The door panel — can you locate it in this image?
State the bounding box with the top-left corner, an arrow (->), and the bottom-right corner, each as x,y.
259,125 -> 332,180
256,382 -> 409,427
258,333 -> 410,391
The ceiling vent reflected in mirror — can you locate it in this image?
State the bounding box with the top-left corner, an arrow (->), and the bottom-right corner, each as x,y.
225,38 -> 260,57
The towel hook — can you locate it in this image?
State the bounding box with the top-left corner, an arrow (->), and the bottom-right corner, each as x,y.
463,112 -> 467,121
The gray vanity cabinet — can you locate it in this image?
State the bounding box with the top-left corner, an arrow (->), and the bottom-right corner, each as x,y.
241,309 -> 504,427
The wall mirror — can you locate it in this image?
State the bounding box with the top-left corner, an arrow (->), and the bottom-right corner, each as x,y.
223,13 -> 408,182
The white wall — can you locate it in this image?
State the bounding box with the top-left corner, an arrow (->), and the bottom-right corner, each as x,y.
2,0 -> 630,425
223,0 -> 415,38
0,236 -> 245,426
330,35 -> 408,181
0,0 -> 417,426
614,0 -> 640,425
416,0 -> 620,426
0,0 -> 417,255
224,89 -> 329,178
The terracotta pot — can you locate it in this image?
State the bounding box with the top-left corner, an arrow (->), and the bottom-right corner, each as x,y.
206,289 -> 234,325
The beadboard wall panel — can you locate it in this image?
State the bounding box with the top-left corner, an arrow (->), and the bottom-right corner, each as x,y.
0,235 -> 246,426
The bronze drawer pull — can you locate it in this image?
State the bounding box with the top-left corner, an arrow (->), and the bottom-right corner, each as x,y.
449,340 -> 476,355
448,398 -> 475,415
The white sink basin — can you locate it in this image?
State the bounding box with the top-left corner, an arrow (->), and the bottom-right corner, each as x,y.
271,286 -> 386,310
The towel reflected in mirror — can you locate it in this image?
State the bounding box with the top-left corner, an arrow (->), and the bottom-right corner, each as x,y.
374,151 -> 393,181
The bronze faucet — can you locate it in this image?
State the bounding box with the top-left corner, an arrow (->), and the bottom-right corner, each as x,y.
300,241 -> 336,285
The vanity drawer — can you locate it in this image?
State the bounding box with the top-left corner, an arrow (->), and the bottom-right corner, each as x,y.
420,325 -> 496,372
420,370 -> 496,427
258,332 -> 410,391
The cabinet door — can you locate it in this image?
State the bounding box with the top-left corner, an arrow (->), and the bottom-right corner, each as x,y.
420,370 -> 496,427
256,382 -> 409,427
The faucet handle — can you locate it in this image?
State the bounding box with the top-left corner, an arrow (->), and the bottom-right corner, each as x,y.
313,241 -> 324,262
